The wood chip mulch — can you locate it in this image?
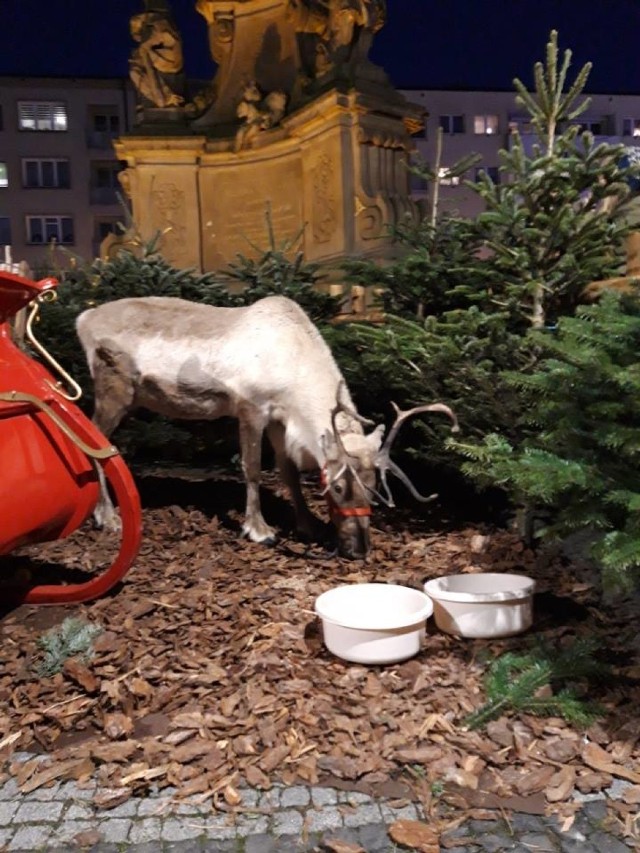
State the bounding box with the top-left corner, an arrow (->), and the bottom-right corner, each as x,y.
1,470 -> 639,843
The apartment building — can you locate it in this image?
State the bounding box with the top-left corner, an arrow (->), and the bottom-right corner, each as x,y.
0,77 -> 136,270
402,89 -> 640,219
2,79 -> 640,271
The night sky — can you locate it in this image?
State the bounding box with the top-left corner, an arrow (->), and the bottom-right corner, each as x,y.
1,0 -> 640,94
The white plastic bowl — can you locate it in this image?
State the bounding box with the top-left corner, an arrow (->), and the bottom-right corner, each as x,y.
315,583 -> 433,664
424,573 -> 535,639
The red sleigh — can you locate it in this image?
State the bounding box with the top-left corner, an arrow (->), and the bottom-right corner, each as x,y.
0,270 -> 142,604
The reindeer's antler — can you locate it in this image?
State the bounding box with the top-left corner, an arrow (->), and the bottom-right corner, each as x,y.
328,380 -> 373,459
375,403 -> 459,506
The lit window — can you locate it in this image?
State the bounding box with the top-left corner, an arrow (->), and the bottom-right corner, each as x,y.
508,117 -> 534,134
18,101 -> 68,132
22,159 -> 70,188
0,163 -> 7,188
26,215 -> 74,245
439,114 -> 465,134
623,118 -> 640,137
438,167 -> 460,187
475,166 -> 500,184
474,115 -> 499,135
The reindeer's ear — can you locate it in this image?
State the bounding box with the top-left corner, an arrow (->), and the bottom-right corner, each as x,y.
321,429 -> 340,460
366,424 -> 385,454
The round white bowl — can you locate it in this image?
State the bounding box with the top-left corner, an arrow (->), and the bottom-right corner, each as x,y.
424,573 -> 535,639
315,583 -> 433,664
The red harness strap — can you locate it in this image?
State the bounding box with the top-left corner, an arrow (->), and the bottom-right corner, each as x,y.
320,468 -> 372,519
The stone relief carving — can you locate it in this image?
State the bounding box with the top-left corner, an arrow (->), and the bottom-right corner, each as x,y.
311,154 -> 338,243
129,1 -> 185,110
150,182 -> 187,261
234,82 -> 287,152
288,0 -> 386,84
355,195 -> 384,241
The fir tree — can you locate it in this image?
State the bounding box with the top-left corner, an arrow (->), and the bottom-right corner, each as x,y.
456,292 -> 640,593
471,30 -> 640,328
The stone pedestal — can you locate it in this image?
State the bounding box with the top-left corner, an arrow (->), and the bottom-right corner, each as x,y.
117,0 -> 424,274
115,86 -> 422,271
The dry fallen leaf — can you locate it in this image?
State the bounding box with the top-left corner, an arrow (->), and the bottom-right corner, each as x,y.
582,742 -> 640,785
388,819 -> 440,853
545,766 -> 576,803
322,839 -> 367,853
63,659 -> 100,694
103,712 -> 134,741
73,829 -> 102,848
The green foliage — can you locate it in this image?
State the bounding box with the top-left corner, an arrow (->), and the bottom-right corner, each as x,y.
36,617 -> 103,677
222,203 -> 341,322
324,306 -> 533,474
471,30 -> 640,327
342,213 -> 489,321
457,293 -> 640,593
465,637 -> 608,730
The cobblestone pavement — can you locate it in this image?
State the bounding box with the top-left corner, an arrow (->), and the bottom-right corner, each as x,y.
0,758 -> 638,853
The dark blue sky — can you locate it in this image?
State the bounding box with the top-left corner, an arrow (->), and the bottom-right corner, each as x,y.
2,1 -> 640,94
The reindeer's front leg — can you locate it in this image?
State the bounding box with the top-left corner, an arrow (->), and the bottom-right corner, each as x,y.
267,422 -> 323,542
238,410 -> 277,544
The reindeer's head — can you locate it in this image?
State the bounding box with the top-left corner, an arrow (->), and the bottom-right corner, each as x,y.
321,390 -> 459,559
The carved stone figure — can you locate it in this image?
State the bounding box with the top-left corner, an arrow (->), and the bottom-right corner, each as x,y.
288,0 -> 386,83
234,82 -> 287,152
129,2 -> 185,110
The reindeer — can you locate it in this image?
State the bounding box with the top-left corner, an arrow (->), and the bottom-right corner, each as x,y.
76,295 -> 458,558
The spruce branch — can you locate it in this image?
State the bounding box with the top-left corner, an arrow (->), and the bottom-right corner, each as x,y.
36,617 -> 103,677
464,639 -> 608,730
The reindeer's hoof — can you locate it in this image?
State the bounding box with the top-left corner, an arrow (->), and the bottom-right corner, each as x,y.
93,509 -> 122,534
241,523 -> 278,546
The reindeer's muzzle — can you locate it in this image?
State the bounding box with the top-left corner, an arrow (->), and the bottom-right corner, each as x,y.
322,479 -> 372,559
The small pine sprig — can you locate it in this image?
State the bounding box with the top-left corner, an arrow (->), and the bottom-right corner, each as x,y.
36,617 -> 103,677
464,637 -> 608,730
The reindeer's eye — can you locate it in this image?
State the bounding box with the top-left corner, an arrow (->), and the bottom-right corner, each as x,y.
332,483 -> 343,495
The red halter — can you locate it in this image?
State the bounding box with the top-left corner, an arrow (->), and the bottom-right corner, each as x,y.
320,467 -> 372,519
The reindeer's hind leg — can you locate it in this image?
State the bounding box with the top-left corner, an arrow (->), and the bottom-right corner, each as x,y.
90,353 -> 135,531
238,408 -> 277,544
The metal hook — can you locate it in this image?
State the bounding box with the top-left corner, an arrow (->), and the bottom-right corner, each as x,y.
25,295 -> 83,402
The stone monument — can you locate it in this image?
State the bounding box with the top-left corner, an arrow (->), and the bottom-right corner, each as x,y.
116,0 -> 424,273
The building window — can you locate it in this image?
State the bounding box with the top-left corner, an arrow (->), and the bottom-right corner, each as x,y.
475,166 -> 500,184
0,163 -> 7,188
26,215 -> 74,245
438,167 -> 461,187
439,114 -> 465,134
93,162 -> 122,189
509,117 -> 535,134
94,217 -> 121,241
22,159 -> 70,188
93,112 -> 120,134
0,217 -> 10,244
18,101 -> 68,131
474,114 -> 499,135
572,119 -> 604,135
623,118 -> 640,137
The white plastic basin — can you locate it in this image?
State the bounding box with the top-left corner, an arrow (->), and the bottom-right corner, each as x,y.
424,573 -> 535,638
315,583 -> 433,664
